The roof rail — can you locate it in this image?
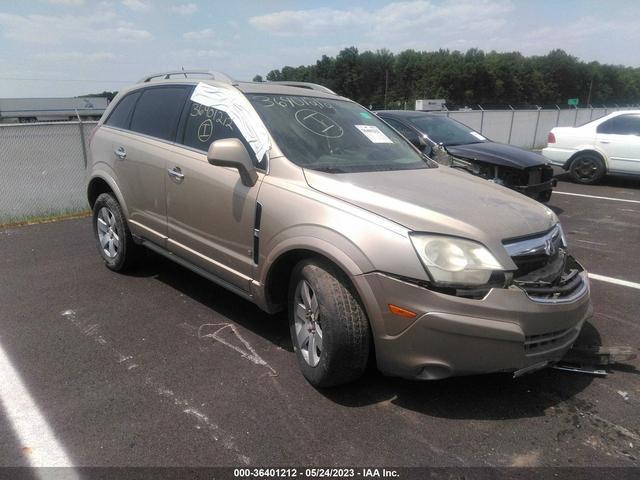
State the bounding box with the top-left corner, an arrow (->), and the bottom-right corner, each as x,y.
137,70 -> 233,84
268,81 -> 336,95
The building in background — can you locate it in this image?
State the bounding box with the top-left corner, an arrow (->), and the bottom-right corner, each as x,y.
415,99 -> 447,111
0,97 -> 108,123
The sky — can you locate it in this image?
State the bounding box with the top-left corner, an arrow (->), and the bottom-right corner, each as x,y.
1,0 -> 639,98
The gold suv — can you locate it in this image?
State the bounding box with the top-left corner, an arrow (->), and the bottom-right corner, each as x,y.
87,70 -> 592,386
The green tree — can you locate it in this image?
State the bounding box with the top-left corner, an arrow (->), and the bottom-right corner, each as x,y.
254,48 -> 640,108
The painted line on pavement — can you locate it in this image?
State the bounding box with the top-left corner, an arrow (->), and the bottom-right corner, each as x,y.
0,342 -> 78,472
555,191 -> 640,204
589,273 -> 640,290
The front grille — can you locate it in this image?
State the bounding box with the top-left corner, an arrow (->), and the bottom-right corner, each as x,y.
525,327 -> 575,354
504,225 -> 565,278
528,168 -> 542,185
504,226 -> 587,303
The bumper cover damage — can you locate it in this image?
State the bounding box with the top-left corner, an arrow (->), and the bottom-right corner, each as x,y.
432,146 -> 556,201
355,250 -> 592,381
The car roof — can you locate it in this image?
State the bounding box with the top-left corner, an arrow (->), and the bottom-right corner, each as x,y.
605,109 -> 640,117
116,78 -> 347,102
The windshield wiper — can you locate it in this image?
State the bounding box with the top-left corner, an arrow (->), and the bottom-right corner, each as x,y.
311,166 -> 347,174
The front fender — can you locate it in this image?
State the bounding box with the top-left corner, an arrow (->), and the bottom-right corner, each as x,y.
259,224 -> 375,283
87,163 -> 130,218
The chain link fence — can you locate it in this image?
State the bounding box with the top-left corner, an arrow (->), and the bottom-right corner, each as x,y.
0,121 -> 96,225
0,106 -> 635,225
435,106 -> 629,149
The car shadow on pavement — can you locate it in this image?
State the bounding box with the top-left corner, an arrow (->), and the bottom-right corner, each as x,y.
123,251 -> 293,352
319,322 -> 602,421
124,251 -> 603,421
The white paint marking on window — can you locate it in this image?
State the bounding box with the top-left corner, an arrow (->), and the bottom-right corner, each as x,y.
0,342 -> 78,472
554,191 -> 640,204
589,273 -> 640,290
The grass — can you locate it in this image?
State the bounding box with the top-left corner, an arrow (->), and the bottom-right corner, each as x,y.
0,209 -> 91,229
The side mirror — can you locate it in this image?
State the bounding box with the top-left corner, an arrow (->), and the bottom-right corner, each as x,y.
207,138 -> 258,187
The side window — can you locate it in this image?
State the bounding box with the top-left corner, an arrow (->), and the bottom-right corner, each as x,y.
181,101 -> 259,163
597,115 -> 640,135
105,91 -> 141,129
384,117 -> 420,143
130,87 -> 190,141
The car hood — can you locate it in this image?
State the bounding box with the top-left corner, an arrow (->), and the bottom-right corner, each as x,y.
304,166 -> 556,252
446,142 -> 548,169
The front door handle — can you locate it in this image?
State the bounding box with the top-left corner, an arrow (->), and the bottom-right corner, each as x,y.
168,166 -> 185,183
114,146 -> 127,160
599,140 -> 610,144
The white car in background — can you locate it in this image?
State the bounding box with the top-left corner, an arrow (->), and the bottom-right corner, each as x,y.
542,110 -> 640,184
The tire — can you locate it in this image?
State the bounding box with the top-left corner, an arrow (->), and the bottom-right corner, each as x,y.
288,259 -> 371,387
569,153 -> 606,184
537,189 -> 552,203
92,193 -> 141,272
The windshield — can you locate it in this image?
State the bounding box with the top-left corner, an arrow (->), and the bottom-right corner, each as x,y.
408,115 -> 487,147
247,94 -> 433,173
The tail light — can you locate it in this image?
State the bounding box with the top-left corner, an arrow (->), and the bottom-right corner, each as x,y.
547,132 -> 556,144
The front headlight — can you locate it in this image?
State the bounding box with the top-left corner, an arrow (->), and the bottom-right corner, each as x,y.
410,234 -> 505,286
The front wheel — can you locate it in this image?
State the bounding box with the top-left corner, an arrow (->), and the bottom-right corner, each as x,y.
288,259 -> 371,387
569,154 -> 605,184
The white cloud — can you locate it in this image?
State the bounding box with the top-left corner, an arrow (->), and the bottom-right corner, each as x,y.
183,28 -> 216,41
249,7 -> 364,36
169,3 -> 198,15
34,51 -> 117,62
121,0 -> 150,12
0,12 -> 152,44
168,48 -> 230,66
47,0 -> 85,5
249,0 -> 512,41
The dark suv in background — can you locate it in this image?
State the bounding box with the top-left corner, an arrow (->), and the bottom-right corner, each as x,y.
377,110 -> 556,202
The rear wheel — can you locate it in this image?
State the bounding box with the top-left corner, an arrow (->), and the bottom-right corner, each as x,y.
92,193 -> 141,271
569,154 -> 605,184
288,259 -> 371,387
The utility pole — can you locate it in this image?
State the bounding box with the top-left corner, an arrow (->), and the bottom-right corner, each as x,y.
586,77 -> 594,107
384,69 -> 389,109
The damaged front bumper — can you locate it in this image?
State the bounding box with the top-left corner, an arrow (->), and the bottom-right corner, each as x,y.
353,257 -> 592,381
511,178 -> 557,198
435,150 -> 556,201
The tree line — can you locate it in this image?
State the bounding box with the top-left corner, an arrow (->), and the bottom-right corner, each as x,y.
255,48 -> 640,109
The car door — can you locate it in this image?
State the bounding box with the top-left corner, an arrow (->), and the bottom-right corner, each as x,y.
165,99 -> 264,292
596,114 -> 640,174
105,85 -> 190,246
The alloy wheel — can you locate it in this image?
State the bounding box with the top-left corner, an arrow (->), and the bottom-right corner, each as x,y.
294,279 -> 323,367
573,157 -> 599,181
96,207 -> 120,259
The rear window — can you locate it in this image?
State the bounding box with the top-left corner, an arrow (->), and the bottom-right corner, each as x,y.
130,87 -> 190,141
408,115 -> 486,146
105,92 -> 140,129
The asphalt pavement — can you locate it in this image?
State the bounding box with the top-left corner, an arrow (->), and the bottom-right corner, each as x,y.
0,172 -> 639,468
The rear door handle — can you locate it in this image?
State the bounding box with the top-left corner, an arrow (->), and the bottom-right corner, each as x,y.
599,140 -> 610,144
114,146 -> 127,160
168,166 -> 185,183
